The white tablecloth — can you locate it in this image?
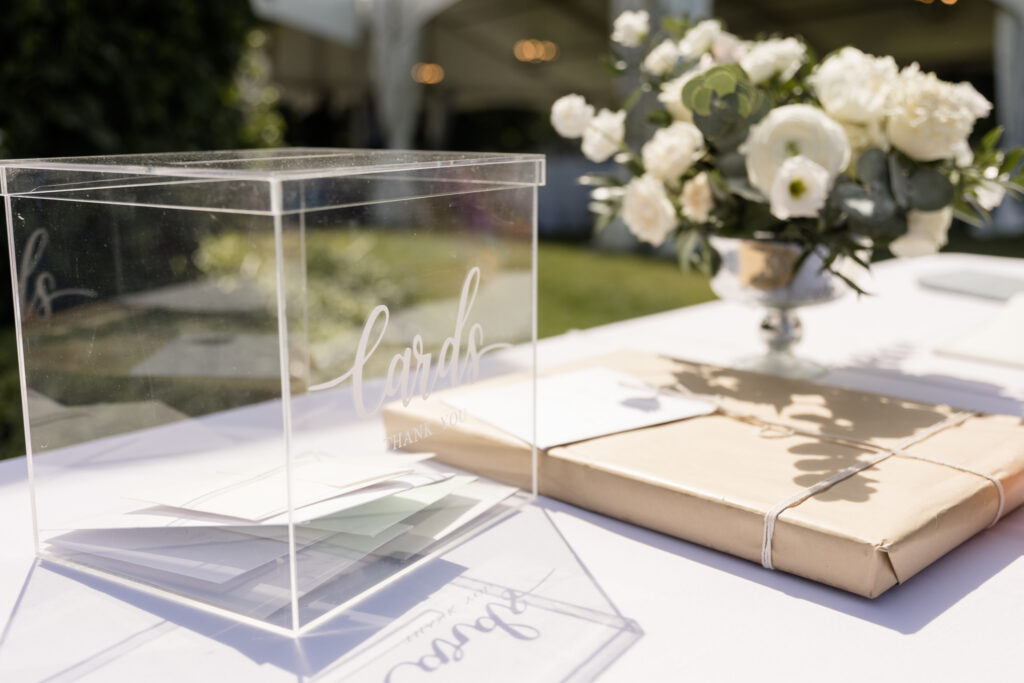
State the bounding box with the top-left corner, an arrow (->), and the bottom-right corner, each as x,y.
1,253 -> 1023,682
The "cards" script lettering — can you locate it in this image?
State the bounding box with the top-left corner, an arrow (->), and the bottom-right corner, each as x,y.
309,267 -> 511,417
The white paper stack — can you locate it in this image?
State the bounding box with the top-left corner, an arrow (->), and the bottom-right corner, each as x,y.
44,449 -> 517,622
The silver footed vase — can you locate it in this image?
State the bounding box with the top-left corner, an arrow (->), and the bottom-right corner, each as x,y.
708,236 -> 866,380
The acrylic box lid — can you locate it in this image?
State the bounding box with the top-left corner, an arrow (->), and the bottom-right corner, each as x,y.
0,148 -> 546,214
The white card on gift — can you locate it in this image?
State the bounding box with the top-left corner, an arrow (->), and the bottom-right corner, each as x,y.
443,366 -> 716,449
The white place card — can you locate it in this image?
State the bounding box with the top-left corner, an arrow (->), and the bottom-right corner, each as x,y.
443,367 -> 717,449
936,292 -> 1024,368
131,453 -> 435,521
303,475 -> 477,537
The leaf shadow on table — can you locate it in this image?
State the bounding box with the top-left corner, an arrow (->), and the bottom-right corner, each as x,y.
582,357 -> 1024,634
0,508 -> 642,682
829,340 -> 1024,417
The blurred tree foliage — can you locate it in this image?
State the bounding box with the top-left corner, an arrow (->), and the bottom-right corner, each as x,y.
0,0 -> 284,157
0,0 -> 285,326
0,0 -> 286,459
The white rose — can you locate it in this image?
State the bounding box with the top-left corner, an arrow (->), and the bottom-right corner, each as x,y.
678,19 -> 721,60
809,47 -> 897,125
769,156 -> 831,220
641,121 -> 706,182
622,175 -> 678,246
581,109 -> 626,163
953,139 -> 974,167
889,207 -> 953,257
681,171 -> 714,223
745,103 -> 851,198
886,63 -> 992,162
658,54 -> 714,122
611,10 -> 649,48
550,94 -> 594,139
739,37 -> 806,84
711,32 -> 746,63
643,39 -> 680,76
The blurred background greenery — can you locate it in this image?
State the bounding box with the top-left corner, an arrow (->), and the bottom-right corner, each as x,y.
1,0 -> 1022,460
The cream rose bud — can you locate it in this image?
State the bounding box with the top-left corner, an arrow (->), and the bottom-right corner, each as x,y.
840,119 -> 889,166
681,172 -> 714,223
889,207 -> 954,257
581,109 -> 626,163
643,39 -> 680,76
744,104 -> 851,198
550,94 -> 594,139
712,32 -> 747,63
611,9 -> 649,48
739,37 -> 806,84
641,121 -> 706,182
622,175 -> 678,246
769,156 -> 831,220
886,63 -> 993,162
809,47 -> 897,125
975,179 -> 1006,211
678,19 -> 721,60
658,54 -> 714,122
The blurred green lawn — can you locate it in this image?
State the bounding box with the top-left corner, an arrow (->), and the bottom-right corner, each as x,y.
0,242 -> 716,460
1,230 -> 1022,461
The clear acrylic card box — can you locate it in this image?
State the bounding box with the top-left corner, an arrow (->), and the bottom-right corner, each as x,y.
1,149 -> 547,635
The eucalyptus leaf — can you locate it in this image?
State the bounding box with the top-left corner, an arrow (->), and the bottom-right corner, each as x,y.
676,230 -> 701,271
648,109 -> 673,127
741,200 -> 781,233
887,153 -> 913,209
905,167 -> 954,211
1001,148 -> 1023,176
725,177 -> 765,202
978,126 -> 1003,154
716,150 -> 747,178
856,148 -> 889,188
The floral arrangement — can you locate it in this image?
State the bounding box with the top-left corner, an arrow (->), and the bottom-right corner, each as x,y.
550,11 -> 1024,288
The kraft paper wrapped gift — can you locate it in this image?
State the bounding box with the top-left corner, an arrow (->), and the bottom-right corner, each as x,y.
382,350 -> 1024,598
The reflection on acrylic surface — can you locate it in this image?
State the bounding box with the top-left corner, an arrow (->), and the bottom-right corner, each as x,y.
0,506 -> 640,682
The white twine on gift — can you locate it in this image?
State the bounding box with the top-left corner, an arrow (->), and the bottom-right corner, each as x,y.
757,411 -> 1008,570
650,381 -> 1006,571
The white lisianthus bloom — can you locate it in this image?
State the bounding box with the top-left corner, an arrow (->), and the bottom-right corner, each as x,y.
657,54 -> 714,122
886,63 -> 992,162
769,156 -> 831,220
611,10 -> 649,48
681,171 -> 714,223
739,37 -> 806,84
745,104 -> 851,198
622,175 -> 678,246
550,94 -> 594,139
677,19 -> 721,59
643,39 -> 680,76
809,47 -> 897,126
711,32 -> 746,63
581,109 -> 626,163
641,121 -> 706,183
889,207 -> 954,257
